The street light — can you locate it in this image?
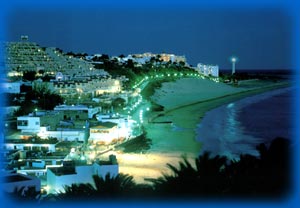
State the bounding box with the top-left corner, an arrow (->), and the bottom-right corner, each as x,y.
230,56 -> 238,75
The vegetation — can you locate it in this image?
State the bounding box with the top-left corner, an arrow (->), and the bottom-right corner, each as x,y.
48,173 -> 139,201
151,103 -> 164,112
13,100 -> 36,116
22,71 -> 37,81
149,137 -> 291,199
91,54 -> 196,90
111,97 -> 126,109
141,79 -> 163,100
140,78 -> 177,112
5,186 -> 41,204
115,129 -> 152,153
12,83 -> 63,116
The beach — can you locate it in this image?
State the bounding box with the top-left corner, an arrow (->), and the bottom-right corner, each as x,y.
113,78 -> 292,184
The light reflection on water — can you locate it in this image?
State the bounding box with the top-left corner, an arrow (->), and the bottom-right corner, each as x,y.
196,87 -> 294,160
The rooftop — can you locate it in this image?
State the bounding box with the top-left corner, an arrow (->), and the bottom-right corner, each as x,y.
18,111 -> 61,118
4,174 -> 31,183
54,104 -> 90,111
48,166 -> 76,176
5,137 -> 59,144
55,141 -> 84,148
90,121 -> 118,129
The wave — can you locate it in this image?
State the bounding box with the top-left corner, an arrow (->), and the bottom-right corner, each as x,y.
196,87 -> 295,160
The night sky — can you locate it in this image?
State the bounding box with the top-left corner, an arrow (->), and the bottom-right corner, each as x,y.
5,2 -> 293,69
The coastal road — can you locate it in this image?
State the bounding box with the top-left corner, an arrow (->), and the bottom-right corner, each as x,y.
129,80 -> 152,127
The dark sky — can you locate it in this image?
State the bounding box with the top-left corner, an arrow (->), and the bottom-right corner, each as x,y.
6,6 -> 292,69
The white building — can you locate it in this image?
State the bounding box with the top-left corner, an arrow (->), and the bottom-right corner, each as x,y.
51,77 -> 121,97
54,105 -> 100,119
16,110 -> 87,142
17,111 -> 62,133
55,72 -> 65,81
96,114 -> 135,139
89,122 -> 120,144
196,63 -> 219,77
4,142 -> 56,152
37,128 -> 86,142
47,155 -> 118,194
2,173 -> 41,194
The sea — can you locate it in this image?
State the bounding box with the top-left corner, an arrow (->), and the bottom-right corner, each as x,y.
195,72 -> 296,160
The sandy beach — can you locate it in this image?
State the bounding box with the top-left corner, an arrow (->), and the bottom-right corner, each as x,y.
114,78 -> 291,184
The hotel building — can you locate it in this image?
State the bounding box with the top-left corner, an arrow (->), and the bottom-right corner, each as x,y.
195,63 -> 219,77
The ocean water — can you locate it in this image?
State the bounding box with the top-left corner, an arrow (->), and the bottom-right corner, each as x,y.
195,87 -> 296,160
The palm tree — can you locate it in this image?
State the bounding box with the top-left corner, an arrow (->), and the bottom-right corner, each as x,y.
194,152 -> 228,196
225,137 -> 291,198
6,186 -> 41,203
49,173 -> 137,201
148,156 -> 198,197
92,173 -> 136,198
149,153 -> 227,198
224,154 -> 262,196
55,183 -> 95,201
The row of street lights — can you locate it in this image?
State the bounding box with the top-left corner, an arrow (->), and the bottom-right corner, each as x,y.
127,94 -> 143,114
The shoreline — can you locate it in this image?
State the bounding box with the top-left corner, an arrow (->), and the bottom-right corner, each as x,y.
164,81 -> 292,127
117,80 -> 292,184
146,81 -> 292,154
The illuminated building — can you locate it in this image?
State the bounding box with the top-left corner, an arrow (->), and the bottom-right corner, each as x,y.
4,37 -> 95,76
89,122 -> 121,144
16,107 -> 94,142
119,52 -> 187,65
96,114 -> 135,139
4,140 -> 56,152
51,75 -> 122,98
54,105 -> 100,120
196,63 -> 219,77
17,111 -> 63,133
159,53 -> 186,64
47,155 -> 118,194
